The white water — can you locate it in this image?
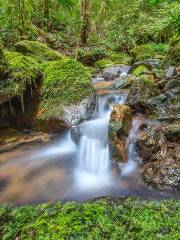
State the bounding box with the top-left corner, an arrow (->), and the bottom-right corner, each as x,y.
121,115 -> 146,176
74,93 -> 127,190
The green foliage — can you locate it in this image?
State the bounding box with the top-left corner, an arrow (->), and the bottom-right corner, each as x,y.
0,198 -> 180,239
41,58 -> 93,119
14,40 -> 63,62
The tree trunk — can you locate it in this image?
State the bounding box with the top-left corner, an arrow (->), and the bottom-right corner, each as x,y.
44,0 -> 50,30
80,0 -> 90,46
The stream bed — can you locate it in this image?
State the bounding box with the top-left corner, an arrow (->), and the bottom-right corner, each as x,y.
1,86 -> 179,206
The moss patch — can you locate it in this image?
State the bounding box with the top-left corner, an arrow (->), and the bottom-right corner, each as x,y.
133,66 -> 150,76
95,59 -> 114,69
131,45 -> 157,60
1,51 -> 42,99
109,52 -> 132,65
40,58 -> 93,119
14,40 -> 63,62
0,198 -> 180,239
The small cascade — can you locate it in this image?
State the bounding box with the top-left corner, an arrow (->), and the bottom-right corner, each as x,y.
121,114 -> 146,176
75,93 -> 126,189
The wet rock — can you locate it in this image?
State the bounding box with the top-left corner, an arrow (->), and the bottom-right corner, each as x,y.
166,66 -> 177,78
102,65 -> 126,81
127,75 -> 159,109
146,87 -> 180,122
63,93 -> 96,127
109,104 -> 132,162
137,125 -> 166,162
164,77 -> 180,91
0,129 -> 53,153
144,59 -> 161,67
147,94 -> 168,105
137,123 -> 180,192
143,147 -> 180,192
113,75 -> 136,90
164,122 -> 180,142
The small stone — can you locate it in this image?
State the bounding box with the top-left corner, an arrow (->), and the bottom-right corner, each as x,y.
166,66 -> 177,78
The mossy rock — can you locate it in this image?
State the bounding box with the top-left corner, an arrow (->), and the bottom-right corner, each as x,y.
40,58 -> 93,119
14,40 -> 63,62
2,51 -> 42,98
132,65 -> 150,76
131,45 -> 157,60
127,75 -> 160,107
95,59 -> 114,69
109,52 -> 132,65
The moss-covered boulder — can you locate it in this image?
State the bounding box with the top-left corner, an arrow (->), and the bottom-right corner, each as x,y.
109,52 -> 132,65
109,104 -> 132,162
2,51 -> 42,99
95,52 -> 132,69
95,59 -> 114,69
38,58 -> 95,127
14,40 -> 63,62
131,45 -> 156,60
127,75 -> 160,109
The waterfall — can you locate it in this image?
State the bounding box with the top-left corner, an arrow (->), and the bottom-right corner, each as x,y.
74,93 -> 127,189
121,114 -> 146,176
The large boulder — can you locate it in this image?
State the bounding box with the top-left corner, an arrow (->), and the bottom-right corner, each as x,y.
137,123 -> 180,192
143,147 -> 180,192
109,104 -> 132,162
38,58 -> 96,128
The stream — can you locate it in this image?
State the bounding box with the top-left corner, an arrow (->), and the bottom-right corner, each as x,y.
0,76 -> 179,205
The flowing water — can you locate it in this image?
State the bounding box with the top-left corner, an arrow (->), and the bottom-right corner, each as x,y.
74,93 -> 127,190
0,80 -> 179,205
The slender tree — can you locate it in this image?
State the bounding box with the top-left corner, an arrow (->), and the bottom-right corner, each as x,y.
80,0 -> 90,45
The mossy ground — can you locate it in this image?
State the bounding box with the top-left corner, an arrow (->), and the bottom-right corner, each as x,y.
0,198 -> 180,240
14,40 -> 63,62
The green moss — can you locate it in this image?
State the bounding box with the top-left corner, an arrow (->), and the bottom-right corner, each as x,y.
0,198 -> 180,239
131,45 -> 157,60
95,59 -> 114,69
2,51 -> 42,99
40,58 -> 93,119
109,52 -> 132,65
14,40 -> 63,62
133,66 -> 149,76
